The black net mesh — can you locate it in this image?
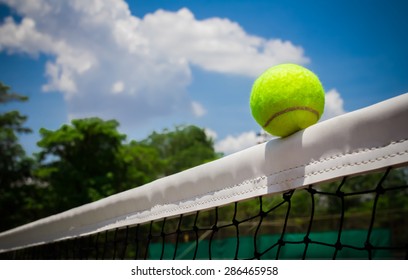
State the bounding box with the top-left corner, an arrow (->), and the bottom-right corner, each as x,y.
2,166 -> 408,260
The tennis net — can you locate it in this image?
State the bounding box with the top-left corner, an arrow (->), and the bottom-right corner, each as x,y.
1,93 -> 408,259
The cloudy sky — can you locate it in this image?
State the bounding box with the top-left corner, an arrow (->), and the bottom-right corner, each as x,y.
1,0 -> 407,155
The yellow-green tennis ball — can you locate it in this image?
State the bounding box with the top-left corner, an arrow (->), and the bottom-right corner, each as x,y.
250,63 -> 325,137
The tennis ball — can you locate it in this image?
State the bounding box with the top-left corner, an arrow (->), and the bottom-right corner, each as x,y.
250,63 -> 325,137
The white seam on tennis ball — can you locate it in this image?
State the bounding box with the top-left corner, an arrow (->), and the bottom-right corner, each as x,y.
263,106 -> 320,128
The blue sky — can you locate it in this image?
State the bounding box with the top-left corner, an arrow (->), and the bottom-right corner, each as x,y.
1,0 -> 407,155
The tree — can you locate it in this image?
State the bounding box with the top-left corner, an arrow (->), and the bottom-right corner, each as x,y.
36,118 -> 128,212
142,125 -> 220,176
120,141 -> 165,189
1,103 -> 222,228
0,82 -> 35,231
34,122 -> 221,215
0,83 -> 32,186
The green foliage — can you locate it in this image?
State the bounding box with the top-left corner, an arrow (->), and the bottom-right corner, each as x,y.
0,83 -> 28,104
0,83 -> 32,177
142,125 -> 220,176
0,82 -> 35,231
34,121 -> 220,215
120,141 -> 164,188
36,118 -> 128,212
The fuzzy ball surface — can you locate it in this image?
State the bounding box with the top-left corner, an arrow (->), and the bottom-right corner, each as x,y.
250,63 -> 325,137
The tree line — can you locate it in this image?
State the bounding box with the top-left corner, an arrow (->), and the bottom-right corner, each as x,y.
0,82 -> 221,231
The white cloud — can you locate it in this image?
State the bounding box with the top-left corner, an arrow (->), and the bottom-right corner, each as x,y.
111,81 -> 125,94
0,15 -> 96,97
215,131 -> 258,154
322,89 -> 346,120
204,127 -> 218,141
0,0 -> 309,128
191,101 -> 206,117
140,8 -> 309,77
0,17 -> 50,55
